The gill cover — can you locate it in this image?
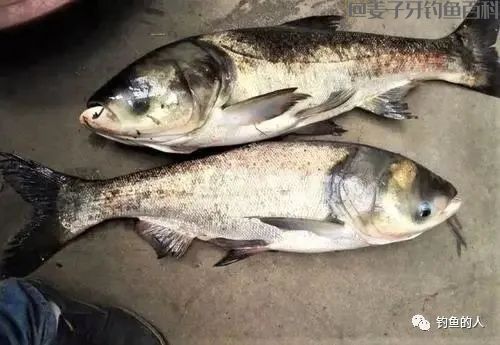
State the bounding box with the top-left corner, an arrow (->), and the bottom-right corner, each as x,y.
87,39 -> 233,136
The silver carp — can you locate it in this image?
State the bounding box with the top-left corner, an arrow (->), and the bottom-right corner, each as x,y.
0,141 -> 460,277
79,1 -> 499,153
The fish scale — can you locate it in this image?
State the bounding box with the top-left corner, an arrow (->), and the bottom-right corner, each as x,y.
60,142 -> 348,237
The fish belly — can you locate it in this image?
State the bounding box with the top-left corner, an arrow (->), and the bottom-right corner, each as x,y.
268,227 -> 370,253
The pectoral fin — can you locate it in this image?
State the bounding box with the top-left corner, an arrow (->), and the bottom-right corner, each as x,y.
210,239 -> 269,267
358,84 -> 417,120
257,217 -> 345,236
135,217 -> 195,258
221,88 -> 311,125
281,15 -> 344,31
256,217 -> 370,251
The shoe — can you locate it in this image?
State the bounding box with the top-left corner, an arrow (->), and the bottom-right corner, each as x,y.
29,280 -> 168,345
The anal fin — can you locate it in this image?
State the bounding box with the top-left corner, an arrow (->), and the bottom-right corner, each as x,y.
358,84 -> 417,120
221,88 -> 311,126
135,217 -> 195,258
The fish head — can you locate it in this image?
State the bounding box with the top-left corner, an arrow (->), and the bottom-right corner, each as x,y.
80,57 -> 201,141
338,147 -> 461,245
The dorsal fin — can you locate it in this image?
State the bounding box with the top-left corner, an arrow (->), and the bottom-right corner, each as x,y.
280,15 -> 344,31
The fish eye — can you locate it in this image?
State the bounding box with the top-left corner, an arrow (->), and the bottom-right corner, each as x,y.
128,98 -> 150,115
417,201 -> 433,219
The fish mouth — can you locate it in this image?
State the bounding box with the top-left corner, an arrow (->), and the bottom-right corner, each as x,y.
79,105 -> 123,136
80,110 -> 143,145
80,106 -> 186,151
445,196 -> 462,217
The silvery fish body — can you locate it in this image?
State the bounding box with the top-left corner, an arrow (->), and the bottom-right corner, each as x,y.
80,3 -> 499,153
0,141 -> 460,277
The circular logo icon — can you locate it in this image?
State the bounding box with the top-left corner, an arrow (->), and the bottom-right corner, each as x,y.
412,314 -> 425,327
419,319 -> 431,331
412,314 -> 431,331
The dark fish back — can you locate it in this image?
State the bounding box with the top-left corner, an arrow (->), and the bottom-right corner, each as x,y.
209,26 -> 452,64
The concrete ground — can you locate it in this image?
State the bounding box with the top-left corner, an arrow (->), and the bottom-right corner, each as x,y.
0,0 -> 498,344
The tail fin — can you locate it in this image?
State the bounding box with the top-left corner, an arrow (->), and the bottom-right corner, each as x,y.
451,0 -> 500,97
0,153 -> 75,278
